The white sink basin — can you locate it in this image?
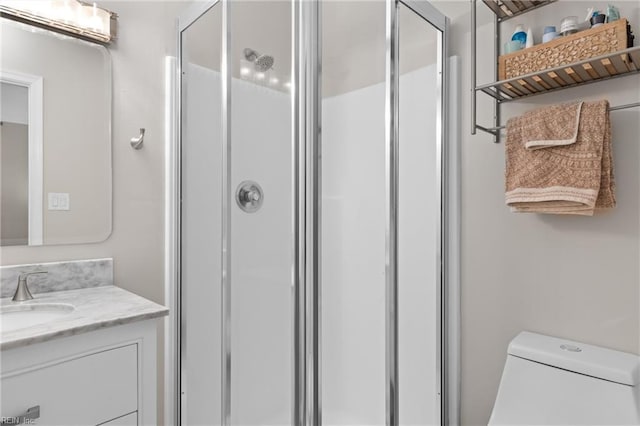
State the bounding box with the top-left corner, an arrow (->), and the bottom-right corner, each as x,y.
0,303 -> 75,332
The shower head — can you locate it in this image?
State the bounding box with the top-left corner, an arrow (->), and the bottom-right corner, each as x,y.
243,47 -> 274,72
254,54 -> 274,72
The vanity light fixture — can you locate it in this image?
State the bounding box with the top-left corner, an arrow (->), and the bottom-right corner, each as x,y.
0,0 -> 117,45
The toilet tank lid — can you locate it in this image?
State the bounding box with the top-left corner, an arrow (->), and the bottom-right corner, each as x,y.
508,332 -> 640,386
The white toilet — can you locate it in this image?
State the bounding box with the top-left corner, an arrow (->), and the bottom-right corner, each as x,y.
489,331 -> 640,425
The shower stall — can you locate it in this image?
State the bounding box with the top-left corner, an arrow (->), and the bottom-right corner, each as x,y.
169,0 -> 452,424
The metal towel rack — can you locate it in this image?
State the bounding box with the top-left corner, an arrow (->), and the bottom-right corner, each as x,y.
609,101 -> 640,111
470,0 -> 640,143
488,101 -> 640,132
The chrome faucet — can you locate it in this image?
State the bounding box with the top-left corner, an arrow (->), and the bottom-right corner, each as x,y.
12,271 -> 47,302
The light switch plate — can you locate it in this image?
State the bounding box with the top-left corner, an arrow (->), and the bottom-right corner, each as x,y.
48,193 -> 70,211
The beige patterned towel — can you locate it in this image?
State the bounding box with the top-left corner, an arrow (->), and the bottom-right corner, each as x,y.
505,100 -> 615,215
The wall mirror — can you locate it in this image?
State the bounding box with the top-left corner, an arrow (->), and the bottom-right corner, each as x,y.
0,18 -> 112,246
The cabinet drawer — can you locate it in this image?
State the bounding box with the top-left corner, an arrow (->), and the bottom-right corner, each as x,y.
1,344 -> 137,425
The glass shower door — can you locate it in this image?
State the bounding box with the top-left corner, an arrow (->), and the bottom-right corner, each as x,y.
180,3 -> 223,425
229,1 -> 293,424
397,3 -> 444,425
320,1 -> 447,425
321,2 -> 387,424
177,0 -> 448,424
179,1 -> 294,424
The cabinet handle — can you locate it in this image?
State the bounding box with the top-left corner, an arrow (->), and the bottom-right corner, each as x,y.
1,405 -> 40,424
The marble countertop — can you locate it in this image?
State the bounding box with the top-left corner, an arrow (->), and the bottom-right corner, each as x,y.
0,286 -> 168,350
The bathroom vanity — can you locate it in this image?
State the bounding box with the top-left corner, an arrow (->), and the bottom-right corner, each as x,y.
0,284 -> 167,426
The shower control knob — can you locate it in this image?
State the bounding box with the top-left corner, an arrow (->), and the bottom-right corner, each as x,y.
239,189 -> 260,203
236,181 -> 264,213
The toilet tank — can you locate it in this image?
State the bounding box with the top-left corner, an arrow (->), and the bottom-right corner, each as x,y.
489,331 -> 640,425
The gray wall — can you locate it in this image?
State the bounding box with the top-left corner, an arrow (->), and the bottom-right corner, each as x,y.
434,0 -> 640,424
0,2 -> 190,424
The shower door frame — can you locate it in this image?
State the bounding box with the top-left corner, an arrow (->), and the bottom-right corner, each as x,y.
168,1 -> 454,425
384,2 -> 450,424
172,4 -> 225,426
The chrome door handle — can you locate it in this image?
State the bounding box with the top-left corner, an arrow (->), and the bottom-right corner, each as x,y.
1,405 -> 40,424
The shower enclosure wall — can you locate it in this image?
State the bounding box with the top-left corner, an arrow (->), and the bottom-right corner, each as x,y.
170,1 -> 451,424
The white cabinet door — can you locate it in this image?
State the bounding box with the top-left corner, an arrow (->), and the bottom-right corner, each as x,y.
1,344 -> 137,426
101,412 -> 137,425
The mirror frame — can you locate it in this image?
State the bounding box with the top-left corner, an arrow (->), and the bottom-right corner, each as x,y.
0,70 -> 44,245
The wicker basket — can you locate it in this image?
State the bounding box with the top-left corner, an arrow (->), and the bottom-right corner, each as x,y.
499,19 -> 630,80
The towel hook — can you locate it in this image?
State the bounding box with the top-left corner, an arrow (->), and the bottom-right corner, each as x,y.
130,128 -> 145,150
